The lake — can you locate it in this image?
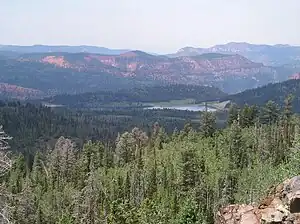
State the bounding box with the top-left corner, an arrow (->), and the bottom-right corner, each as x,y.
145,105 -> 217,112
43,103 -> 64,108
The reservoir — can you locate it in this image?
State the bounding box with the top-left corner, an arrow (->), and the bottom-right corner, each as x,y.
145,105 -> 217,112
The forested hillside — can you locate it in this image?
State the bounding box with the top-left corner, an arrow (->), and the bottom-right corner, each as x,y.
224,79 -> 300,111
0,49 -> 295,98
1,96 -> 300,223
0,101 -> 207,157
0,59 -> 142,97
43,84 -> 226,109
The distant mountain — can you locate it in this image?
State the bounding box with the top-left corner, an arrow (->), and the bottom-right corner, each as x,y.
3,42 -> 300,67
0,50 -> 295,97
0,58 -> 146,97
169,42 -> 300,66
20,51 -> 292,93
0,44 -> 130,55
223,79 -> 300,111
0,51 -> 21,59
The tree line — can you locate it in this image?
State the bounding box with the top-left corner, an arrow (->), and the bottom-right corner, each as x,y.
224,79 -> 300,112
0,101 -> 200,158
43,84 -> 226,109
1,96 -> 300,223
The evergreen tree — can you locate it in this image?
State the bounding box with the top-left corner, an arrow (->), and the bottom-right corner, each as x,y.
227,103 -> 239,126
181,149 -> 198,192
200,112 -> 216,138
240,105 -> 258,128
283,94 -> 294,147
260,100 -> 280,124
115,132 -> 135,166
177,198 -> 201,224
3,98 -> 300,224
31,152 -> 47,188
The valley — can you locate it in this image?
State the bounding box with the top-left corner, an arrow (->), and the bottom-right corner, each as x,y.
1,42 -> 300,224
3,1 -> 300,222
0,43 -> 298,99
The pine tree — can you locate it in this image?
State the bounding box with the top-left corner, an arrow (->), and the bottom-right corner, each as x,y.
55,136 -> 77,183
147,166 -> 157,199
181,149 -> 198,192
8,155 -> 26,194
76,171 -> 102,224
260,100 -> 280,124
227,121 -> 244,203
115,132 -> 135,166
200,112 -> 216,138
283,94 -> 294,148
229,121 -> 245,169
124,172 -> 131,201
227,103 -> 239,126
181,122 -> 193,139
177,198 -> 201,224
240,105 -> 258,128
32,152 -> 47,189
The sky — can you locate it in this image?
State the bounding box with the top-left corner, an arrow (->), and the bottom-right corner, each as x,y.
1,0 -> 300,54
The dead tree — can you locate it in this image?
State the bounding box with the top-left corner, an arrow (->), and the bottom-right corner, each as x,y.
0,125 -> 12,224
0,125 -> 12,176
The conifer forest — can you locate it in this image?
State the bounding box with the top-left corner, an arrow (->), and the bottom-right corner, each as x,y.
2,2 -> 300,223
1,96 -> 300,223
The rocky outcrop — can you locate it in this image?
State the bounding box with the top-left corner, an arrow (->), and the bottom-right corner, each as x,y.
20,52 -> 280,81
16,51 -> 293,93
216,176 -> 300,223
290,73 -> 300,80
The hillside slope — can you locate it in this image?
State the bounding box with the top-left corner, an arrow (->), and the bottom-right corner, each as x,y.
41,84 -> 227,108
170,42 -> 300,66
0,82 -> 43,99
16,51 -> 293,94
0,58 -> 145,96
224,79 -> 300,111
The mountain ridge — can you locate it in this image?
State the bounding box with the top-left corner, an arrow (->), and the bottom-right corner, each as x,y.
0,44 -> 130,55
15,51 -> 290,93
223,78 -> 300,112
169,42 -> 300,66
0,43 -> 297,96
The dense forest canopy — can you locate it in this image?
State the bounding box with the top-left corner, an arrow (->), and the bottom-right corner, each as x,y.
223,79 -> 300,112
0,101 -> 212,157
42,84 -> 227,108
0,54 -> 298,223
0,93 -> 300,223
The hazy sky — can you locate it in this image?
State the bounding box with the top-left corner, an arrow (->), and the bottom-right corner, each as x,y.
1,0 -> 300,53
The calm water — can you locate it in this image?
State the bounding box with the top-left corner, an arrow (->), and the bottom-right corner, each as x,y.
146,105 -> 216,112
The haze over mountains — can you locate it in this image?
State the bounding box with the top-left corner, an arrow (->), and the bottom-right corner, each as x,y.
0,44 -> 130,55
3,1 -> 300,223
2,42 -> 300,66
0,42 -> 299,99
170,42 -> 300,66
